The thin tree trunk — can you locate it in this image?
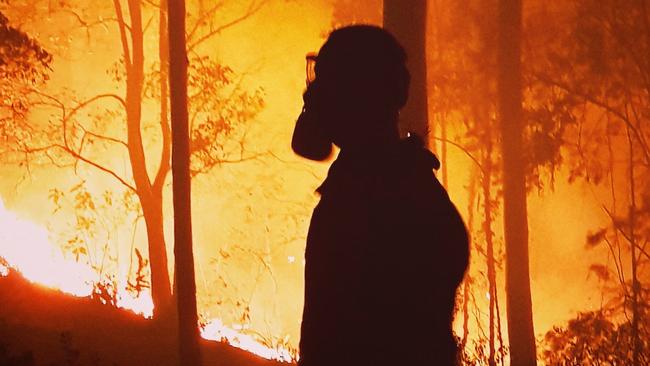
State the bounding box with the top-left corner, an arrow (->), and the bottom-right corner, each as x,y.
627,125 -> 640,366
462,167 -> 479,353
441,114 -> 448,187
115,0 -> 173,318
153,0 -> 173,315
497,0 -> 536,365
383,0 -> 429,144
427,0 -> 439,153
482,133 -> 497,366
461,278 -> 470,352
168,0 -> 201,364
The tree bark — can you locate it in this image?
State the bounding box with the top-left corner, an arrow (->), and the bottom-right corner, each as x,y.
168,0 -> 201,364
383,0 -> 429,144
497,0 -> 537,365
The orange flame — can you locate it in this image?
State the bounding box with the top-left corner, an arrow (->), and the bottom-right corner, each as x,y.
0,198 -> 95,297
0,198 -> 295,361
201,319 -> 295,362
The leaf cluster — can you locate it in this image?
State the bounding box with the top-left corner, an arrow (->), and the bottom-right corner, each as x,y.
541,310 -> 650,366
0,11 -> 51,84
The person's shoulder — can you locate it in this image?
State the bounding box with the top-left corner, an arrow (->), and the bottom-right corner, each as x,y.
392,135 -> 448,199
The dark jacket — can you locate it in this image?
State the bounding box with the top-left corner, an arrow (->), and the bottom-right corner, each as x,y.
298,136 -> 469,366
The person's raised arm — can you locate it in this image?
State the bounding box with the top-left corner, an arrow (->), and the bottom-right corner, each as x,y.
291,88 -> 333,161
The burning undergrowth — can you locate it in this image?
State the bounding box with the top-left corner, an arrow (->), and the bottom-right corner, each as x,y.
0,198 -> 297,363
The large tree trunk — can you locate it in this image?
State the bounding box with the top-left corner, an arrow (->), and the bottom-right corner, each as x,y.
383,0 -> 429,144
497,0 -> 536,365
168,0 -> 201,364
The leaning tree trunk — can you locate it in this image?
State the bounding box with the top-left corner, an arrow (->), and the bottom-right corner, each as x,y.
168,0 -> 201,364
497,0 -> 537,365
383,0 -> 429,144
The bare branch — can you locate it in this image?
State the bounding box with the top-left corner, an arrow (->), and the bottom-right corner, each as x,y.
187,1 -> 225,41
532,72 -> 650,166
602,205 -> 650,262
15,91 -> 133,191
431,135 -> 486,177
83,130 -> 129,149
142,14 -> 155,35
113,0 -> 133,72
23,144 -> 136,192
141,0 -> 161,8
187,0 -> 268,52
62,94 -> 127,128
190,151 -> 268,177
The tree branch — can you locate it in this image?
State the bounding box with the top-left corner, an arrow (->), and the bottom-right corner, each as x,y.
431,135 -> 486,177
187,0 -> 268,52
113,0 -> 132,72
602,205 -> 650,262
187,1 -> 225,41
24,143 -> 136,192
82,129 -> 129,149
532,72 -> 650,166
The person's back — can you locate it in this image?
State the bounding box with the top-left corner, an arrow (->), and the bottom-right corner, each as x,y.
292,25 -> 469,366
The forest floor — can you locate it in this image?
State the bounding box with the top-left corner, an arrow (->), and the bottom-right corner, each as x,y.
0,270 -> 293,366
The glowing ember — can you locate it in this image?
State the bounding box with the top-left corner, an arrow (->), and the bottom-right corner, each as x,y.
0,198 -> 295,361
201,318 -> 295,362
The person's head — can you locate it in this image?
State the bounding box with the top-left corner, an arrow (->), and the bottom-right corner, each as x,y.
304,25 -> 409,150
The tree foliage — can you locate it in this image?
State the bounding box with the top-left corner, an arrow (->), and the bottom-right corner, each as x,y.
0,11 -> 51,84
0,8 -> 51,156
541,310 -> 650,366
529,1 -> 650,364
0,0 -> 268,319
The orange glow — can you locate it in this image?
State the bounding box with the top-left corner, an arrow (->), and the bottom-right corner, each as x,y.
0,198 -> 95,297
201,319 -> 296,362
2,1 -> 647,364
0,198 -> 296,361
0,197 -> 153,316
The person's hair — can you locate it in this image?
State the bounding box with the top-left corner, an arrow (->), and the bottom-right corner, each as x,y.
316,25 -> 410,109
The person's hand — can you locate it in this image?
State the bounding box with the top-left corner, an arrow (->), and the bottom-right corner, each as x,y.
291,86 -> 333,161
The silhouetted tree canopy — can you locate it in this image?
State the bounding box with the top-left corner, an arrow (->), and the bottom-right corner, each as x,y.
0,9 -> 51,157
0,11 -> 51,84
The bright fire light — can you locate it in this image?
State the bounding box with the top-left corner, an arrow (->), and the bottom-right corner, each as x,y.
0,198 -> 95,297
0,198 -> 295,362
0,198 -> 153,316
201,318 -> 295,362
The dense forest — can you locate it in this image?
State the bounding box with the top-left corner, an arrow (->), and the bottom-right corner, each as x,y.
0,0 -> 648,365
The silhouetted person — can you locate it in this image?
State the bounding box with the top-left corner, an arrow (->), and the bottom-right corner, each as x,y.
292,25 -> 469,366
